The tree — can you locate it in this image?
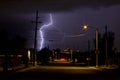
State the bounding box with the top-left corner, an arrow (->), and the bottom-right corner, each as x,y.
0,29 -> 27,54
11,35 -> 26,49
0,29 -> 10,54
97,31 -> 115,65
92,28 -> 115,65
37,47 -> 51,65
103,32 -> 115,61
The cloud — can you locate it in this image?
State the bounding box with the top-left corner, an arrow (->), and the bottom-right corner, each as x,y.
0,0 -> 120,50
0,0 -> 120,13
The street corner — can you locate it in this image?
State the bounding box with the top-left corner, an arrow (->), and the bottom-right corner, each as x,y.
93,65 -> 120,72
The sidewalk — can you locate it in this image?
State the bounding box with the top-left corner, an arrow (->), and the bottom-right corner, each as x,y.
0,64 -> 32,72
90,65 -> 120,72
98,65 -> 119,69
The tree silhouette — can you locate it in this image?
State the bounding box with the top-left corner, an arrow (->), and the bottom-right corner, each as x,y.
102,31 -> 115,63
11,35 -> 26,51
0,29 -> 10,54
95,31 -> 115,65
37,47 -> 51,65
0,29 -> 27,54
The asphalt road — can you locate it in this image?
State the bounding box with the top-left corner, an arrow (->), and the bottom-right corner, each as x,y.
1,65 -> 120,80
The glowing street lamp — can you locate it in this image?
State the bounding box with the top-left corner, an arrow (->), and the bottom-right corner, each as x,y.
83,25 -> 89,31
82,25 -> 99,67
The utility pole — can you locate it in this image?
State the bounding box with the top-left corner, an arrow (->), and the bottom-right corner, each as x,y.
105,25 -> 108,67
88,40 -> 90,53
88,40 -> 90,66
32,11 -> 41,66
96,29 -> 99,67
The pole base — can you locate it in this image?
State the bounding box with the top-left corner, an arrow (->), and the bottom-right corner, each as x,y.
96,65 -> 98,67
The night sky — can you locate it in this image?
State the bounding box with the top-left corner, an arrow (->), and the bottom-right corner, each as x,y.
0,0 -> 120,51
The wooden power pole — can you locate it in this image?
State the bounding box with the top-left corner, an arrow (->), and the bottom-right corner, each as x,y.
32,11 -> 42,66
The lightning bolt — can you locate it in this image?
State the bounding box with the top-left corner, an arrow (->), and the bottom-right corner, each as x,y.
39,14 -> 53,50
39,14 -> 84,50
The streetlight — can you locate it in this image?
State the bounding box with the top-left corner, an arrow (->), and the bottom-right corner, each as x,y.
82,25 -> 89,31
82,25 -> 99,67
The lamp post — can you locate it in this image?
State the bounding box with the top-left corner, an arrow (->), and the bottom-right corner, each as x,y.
83,25 -> 99,67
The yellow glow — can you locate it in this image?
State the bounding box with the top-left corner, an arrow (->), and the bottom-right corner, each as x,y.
28,50 -> 30,60
83,25 -> 88,30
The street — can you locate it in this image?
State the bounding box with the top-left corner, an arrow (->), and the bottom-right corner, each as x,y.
0,65 -> 120,80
